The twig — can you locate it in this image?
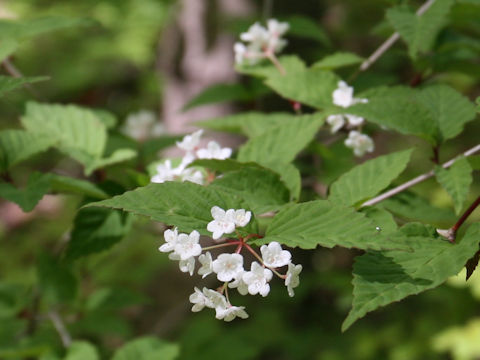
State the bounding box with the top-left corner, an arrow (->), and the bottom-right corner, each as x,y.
48,310 -> 72,348
361,143 -> 480,208
437,196 -> 480,243
2,58 -> 42,99
357,0 -> 436,73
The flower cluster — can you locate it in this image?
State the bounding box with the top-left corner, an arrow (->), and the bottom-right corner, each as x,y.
234,19 -> 289,65
327,81 -> 374,157
150,129 -> 232,185
122,110 -> 165,142
158,206 -> 302,321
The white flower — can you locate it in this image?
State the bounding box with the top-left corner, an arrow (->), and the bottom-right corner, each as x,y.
242,262 -> 273,297
240,22 -> 269,46
345,114 -> 365,127
203,288 -> 228,309
169,252 -> 196,276
198,252 -> 213,278
189,287 -> 211,312
285,262 -> 302,297
228,270 -> 249,295
176,129 -> 203,153
180,168 -> 204,185
174,230 -> 202,260
122,110 -> 164,141
150,160 -> 179,183
212,253 -> 244,282
159,227 -> 178,253
333,81 -> 355,108
215,305 -> 249,322
234,42 -> 248,65
207,206 -> 236,240
233,209 -> 252,227
261,242 -> 291,268
266,19 -> 289,53
196,141 -> 232,160
326,114 -> 345,133
344,130 -> 374,157
332,81 -> 368,109
189,287 -> 228,312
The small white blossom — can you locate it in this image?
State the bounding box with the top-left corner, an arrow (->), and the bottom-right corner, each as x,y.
242,262 -> 273,297
333,81 -> 355,108
345,114 -> 365,127
261,242 -> 291,268
179,168 -> 204,185
266,19 -> 289,53
212,253 -> 244,282
198,252 -> 213,278
240,22 -> 269,46
204,288 -> 228,309
207,206 -> 236,240
344,130 -> 374,157
215,305 -> 249,322
169,252 -> 196,276
176,129 -> 203,153
228,270 -> 249,295
285,262 -> 302,297
150,160 -> 179,183
326,114 -> 345,133
233,209 -> 252,227
122,110 -> 165,141
234,42 -> 248,65
189,287 -> 211,312
196,141 -> 232,160
174,230 -> 202,260
159,227 -> 178,253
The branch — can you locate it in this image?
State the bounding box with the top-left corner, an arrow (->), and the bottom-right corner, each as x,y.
48,310 -> 72,348
2,59 -> 42,99
357,0 -> 436,73
437,196 -> 480,242
361,143 -> 480,208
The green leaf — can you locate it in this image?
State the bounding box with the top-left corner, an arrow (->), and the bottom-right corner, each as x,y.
0,16 -> 92,41
37,253 -> 77,304
84,148 -> 137,174
312,52 -> 364,70
49,174 -> 108,199
210,167 -> 290,213
0,38 -> 18,61
191,159 -> 301,201
21,102 -> 106,168
386,0 -> 455,58
236,55 -> 306,79
21,102 -> 135,175
467,155 -> 480,170
183,83 -> 251,111
265,68 -> 339,109
0,172 -> 50,212
361,207 -> 398,235
254,200 -> 408,251
112,337 -> 179,360
85,182 -> 256,236
66,208 -> 132,260
435,158 -> 473,214
284,15 -> 330,46
416,85 -> 476,142
342,223 -> 480,331
0,76 -> 49,97
237,113 -> 325,165
382,190 -> 456,224
329,149 -> 413,207
0,130 -> 54,171
348,86 -> 437,142
196,112 -> 294,137
64,341 -> 99,360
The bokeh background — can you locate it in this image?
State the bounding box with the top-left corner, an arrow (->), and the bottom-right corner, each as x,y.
1,0 -> 480,359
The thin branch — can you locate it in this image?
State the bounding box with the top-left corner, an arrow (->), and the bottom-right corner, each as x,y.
48,310 -> 72,348
361,143 -> 480,208
357,0 -> 436,73
2,59 -> 42,99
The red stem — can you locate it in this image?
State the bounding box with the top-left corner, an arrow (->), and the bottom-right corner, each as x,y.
452,196 -> 480,233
